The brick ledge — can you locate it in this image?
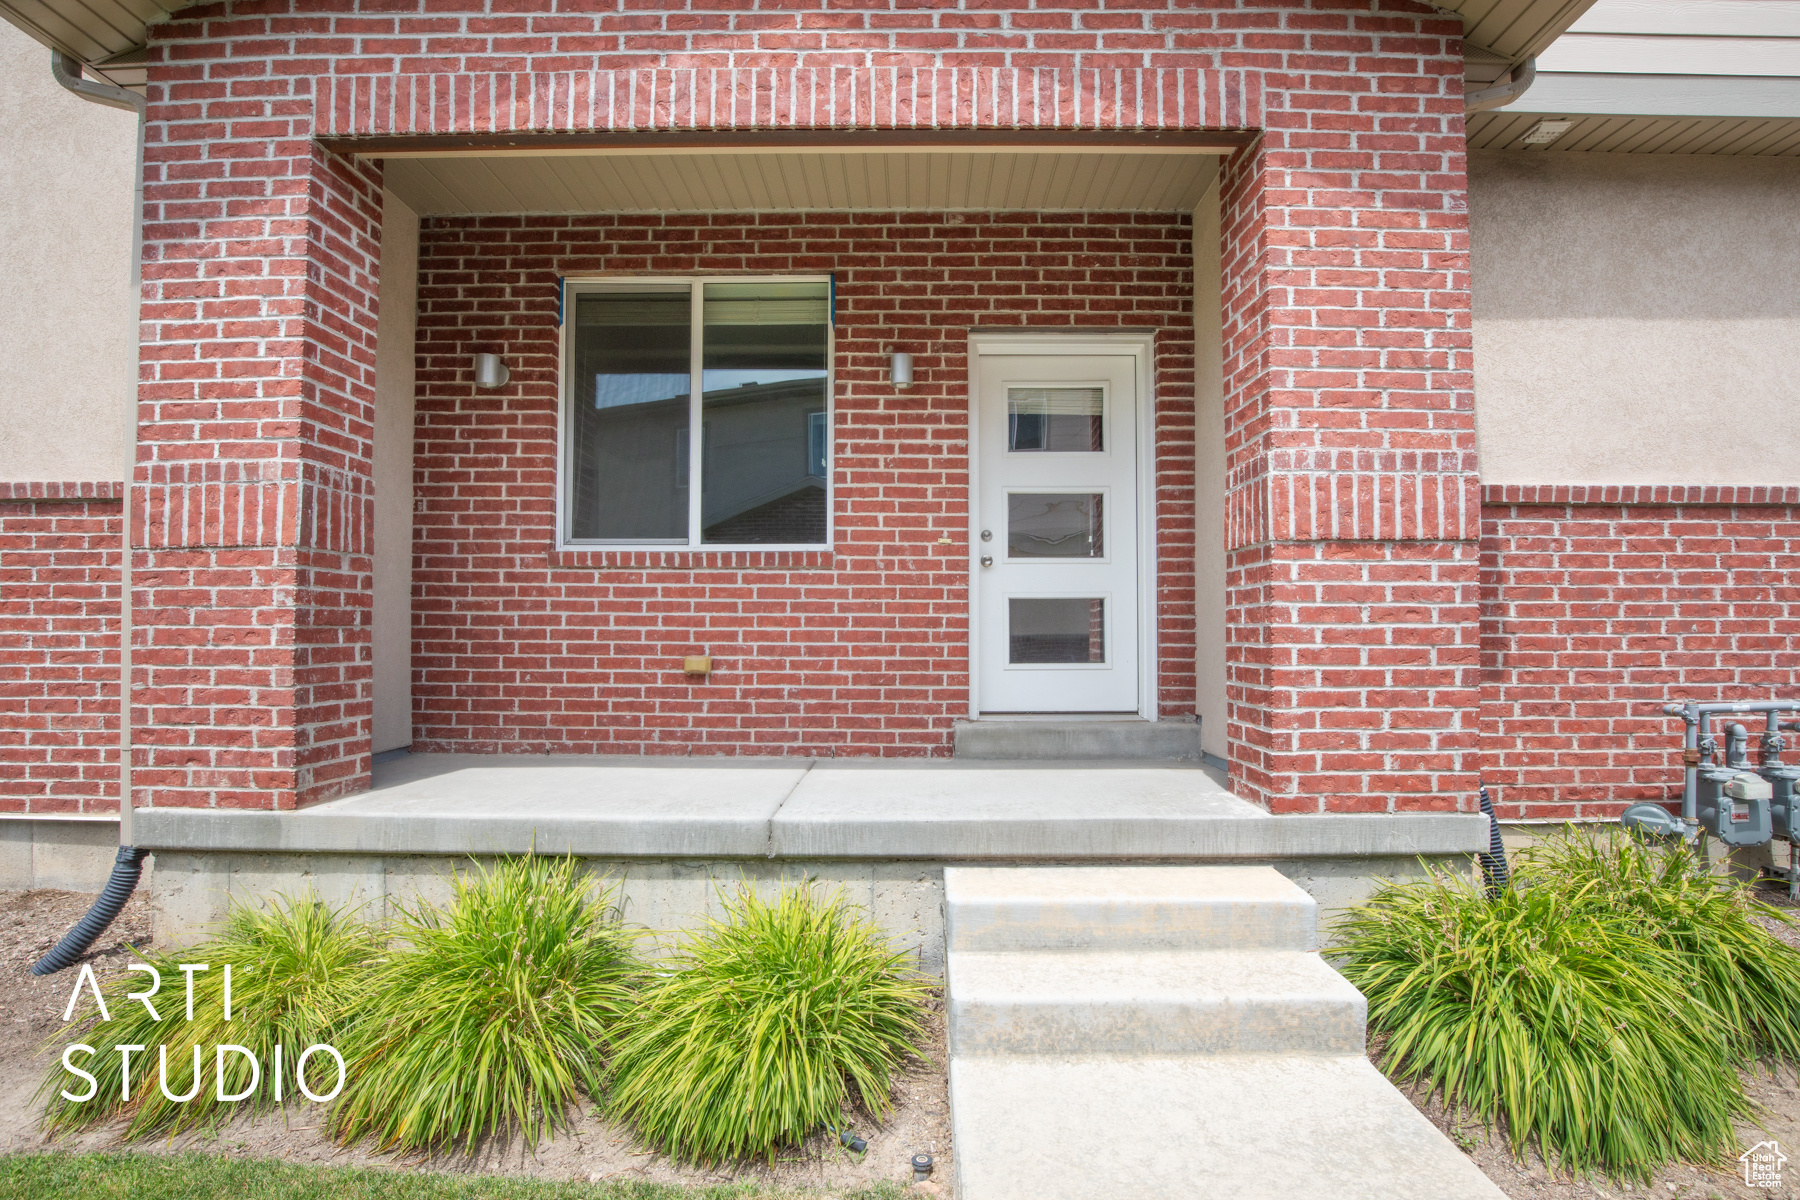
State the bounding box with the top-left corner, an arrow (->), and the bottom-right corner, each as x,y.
1481,484 -> 1800,507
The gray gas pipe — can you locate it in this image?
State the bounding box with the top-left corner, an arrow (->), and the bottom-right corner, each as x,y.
1620,701 -> 1800,847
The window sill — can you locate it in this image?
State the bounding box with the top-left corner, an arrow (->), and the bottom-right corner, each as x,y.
548,547 -> 835,571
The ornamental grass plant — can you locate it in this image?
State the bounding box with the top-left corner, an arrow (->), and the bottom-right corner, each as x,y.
1335,870 -> 1750,1181
327,855 -> 640,1155
1523,827 -> 1800,1065
39,891 -> 378,1138
605,883 -> 931,1165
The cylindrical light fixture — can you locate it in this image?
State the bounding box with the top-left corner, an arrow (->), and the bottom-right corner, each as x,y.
890,350 -> 913,389
473,352 -> 510,388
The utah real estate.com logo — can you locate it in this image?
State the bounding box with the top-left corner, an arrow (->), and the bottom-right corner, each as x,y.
1740,1140 -> 1787,1188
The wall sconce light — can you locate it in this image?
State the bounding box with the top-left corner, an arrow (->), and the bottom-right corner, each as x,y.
473,353 -> 510,388
889,350 -> 913,390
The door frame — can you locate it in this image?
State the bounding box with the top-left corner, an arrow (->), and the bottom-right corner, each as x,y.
965,329 -> 1159,721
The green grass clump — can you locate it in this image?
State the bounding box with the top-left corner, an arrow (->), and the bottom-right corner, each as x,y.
0,1150 -> 916,1200
39,892 -> 377,1138
328,856 -> 640,1155
605,884 -> 931,1165
1524,827 -> 1800,1064
1335,870 -> 1749,1181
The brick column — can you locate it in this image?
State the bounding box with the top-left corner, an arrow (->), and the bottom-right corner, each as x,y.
1218,102 -> 1480,814
133,122 -> 382,811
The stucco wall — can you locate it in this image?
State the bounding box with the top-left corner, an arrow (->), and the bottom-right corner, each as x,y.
0,22 -> 136,484
1469,151 -> 1800,485
1192,183 -> 1228,762
372,192 -> 419,754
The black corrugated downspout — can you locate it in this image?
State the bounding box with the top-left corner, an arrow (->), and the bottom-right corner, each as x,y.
32,847 -> 148,975
32,51 -> 149,976
1477,785 -> 1511,897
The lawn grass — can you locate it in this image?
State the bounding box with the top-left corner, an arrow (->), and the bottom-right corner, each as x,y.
0,1152 -> 912,1200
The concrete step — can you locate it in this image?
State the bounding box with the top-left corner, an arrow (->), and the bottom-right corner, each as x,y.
945,865 -> 1319,953
946,948 -> 1365,1056
953,718 -> 1202,760
943,865 -> 1503,1200
949,1053 -> 1505,1200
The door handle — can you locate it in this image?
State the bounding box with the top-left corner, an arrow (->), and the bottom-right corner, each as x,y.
980,555 -> 993,567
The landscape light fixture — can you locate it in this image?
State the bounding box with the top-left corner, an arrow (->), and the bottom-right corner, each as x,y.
1520,119 -> 1573,147
473,353 -> 510,388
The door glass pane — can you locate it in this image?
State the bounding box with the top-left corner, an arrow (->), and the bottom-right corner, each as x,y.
567,291 -> 691,540
1008,493 -> 1103,559
1009,598 -> 1106,664
701,282 -> 830,544
1007,387 -> 1103,452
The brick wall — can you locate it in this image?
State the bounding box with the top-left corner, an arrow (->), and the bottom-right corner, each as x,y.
1215,26 -> 1478,814
0,485 -> 124,814
1479,486 -> 1800,820
412,212 -> 1194,755
130,0 -> 1482,807
134,135 -> 382,811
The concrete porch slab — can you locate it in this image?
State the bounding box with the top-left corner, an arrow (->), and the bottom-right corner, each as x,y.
772,764 -> 1483,859
131,753 -> 1490,862
136,755 -> 807,858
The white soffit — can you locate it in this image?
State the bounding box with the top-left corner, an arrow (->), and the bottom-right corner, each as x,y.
1468,108 -> 1800,154
382,150 -> 1224,216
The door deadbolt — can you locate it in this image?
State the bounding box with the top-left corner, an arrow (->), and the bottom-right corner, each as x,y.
980,529 -> 992,541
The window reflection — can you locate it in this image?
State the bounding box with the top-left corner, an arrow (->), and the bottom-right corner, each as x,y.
1008,493 -> 1103,558
700,283 -> 830,545
1007,387 -> 1103,452
567,291 -> 690,540
1009,598 -> 1106,664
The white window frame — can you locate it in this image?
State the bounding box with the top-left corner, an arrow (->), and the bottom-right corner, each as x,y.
557,275 -> 835,550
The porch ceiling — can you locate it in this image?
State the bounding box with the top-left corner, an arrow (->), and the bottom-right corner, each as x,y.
382,148 -> 1226,216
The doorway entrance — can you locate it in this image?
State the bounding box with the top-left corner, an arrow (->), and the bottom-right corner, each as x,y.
971,334 -> 1152,715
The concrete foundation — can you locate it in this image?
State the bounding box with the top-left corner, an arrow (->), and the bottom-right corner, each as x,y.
144,849 -> 1458,963
0,817 -> 121,892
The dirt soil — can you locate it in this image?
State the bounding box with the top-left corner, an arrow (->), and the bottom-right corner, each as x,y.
0,889 -> 952,1196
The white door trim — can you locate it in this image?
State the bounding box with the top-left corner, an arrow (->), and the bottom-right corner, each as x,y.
966,329 -> 1159,721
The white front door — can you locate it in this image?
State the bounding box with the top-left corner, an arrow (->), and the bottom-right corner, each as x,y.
974,351 -> 1141,713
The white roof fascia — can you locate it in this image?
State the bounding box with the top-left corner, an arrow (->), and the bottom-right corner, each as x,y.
1540,33 -> 1800,75
1568,0 -> 1800,38
1519,72 -> 1800,117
